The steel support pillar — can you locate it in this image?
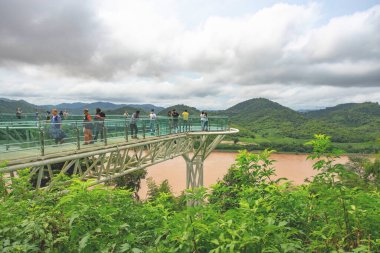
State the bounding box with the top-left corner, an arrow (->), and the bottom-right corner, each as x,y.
185,155 -> 204,189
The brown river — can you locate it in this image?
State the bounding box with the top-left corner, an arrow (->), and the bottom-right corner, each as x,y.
139,152 -> 349,198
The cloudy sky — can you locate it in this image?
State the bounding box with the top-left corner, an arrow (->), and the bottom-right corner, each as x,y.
0,0 -> 379,110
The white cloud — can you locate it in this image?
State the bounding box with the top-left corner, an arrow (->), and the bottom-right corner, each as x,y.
0,1 -> 379,109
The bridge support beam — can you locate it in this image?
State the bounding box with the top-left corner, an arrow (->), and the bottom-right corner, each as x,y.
185,155 -> 204,189
1,129 -> 238,203
182,133 -> 227,206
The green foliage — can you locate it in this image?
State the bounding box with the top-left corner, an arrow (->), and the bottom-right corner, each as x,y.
1,136 -> 379,252
146,178 -> 172,201
111,169 -> 147,200
345,155 -> 380,188
209,149 -> 281,210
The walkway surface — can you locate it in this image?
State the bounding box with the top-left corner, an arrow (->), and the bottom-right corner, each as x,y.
1,116 -> 230,165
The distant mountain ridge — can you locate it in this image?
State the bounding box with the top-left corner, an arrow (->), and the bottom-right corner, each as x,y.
2,97 -> 380,125
0,98 -> 43,113
0,98 -> 165,115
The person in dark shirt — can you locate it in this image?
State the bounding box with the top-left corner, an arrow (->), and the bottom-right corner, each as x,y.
172,109 -> 179,133
16,108 -> 22,119
130,111 -> 140,139
93,108 -> 106,141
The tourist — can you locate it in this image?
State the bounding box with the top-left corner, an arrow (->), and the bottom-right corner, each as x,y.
130,110 -> 140,139
167,110 -> 172,133
63,110 -> 69,120
35,110 -> 39,127
35,110 -> 39,121
16,108 -> 22,119
50,109 -> 65,144
46,111 -> 51,121
182,109 -> 189,132
83,109 -> 93,144
204,112 -> 209,131
93,108 -> 106,142
172,109 -> 179,133
59,110 -> 64,118
149,109 -> 157,135
200,111 -> 206,131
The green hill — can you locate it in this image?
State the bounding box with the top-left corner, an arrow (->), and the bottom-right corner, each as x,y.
224,98 -> 306,132
158,104 -> 200,117
0,98 -> 43,114
105,106 -> 147,116
304,102 -> 380,127
217,99 -> 380,152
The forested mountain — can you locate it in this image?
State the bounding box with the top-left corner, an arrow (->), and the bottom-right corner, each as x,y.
52,103 -> 164,115
224,98 -> 306,130
0,98 -> 42,113
52,102 -> 126,114
0,98 -> 161,115
216,98 -> 380,152
158,104 -> 200,116
105,106 -> 147,116
126,104 -> 164,113
304,102 -> 380,127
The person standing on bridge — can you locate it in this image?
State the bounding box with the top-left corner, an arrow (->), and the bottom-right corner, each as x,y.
172,109 -> 179,133
167,110 -> 172,134
83,109 -> 93,144
204,112 -> 209,131
50,109 -> 66,144
93,108 -> 106,142
182,109 -> 189,132
200,111 -> 207,131
130,110 -> 140,139
149,109 -> 156,135
16,108 -> 22,119
46,111 -> 51,121
63,110 -> 69,120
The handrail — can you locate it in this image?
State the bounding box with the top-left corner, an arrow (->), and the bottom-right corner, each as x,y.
0,116 -> 230,162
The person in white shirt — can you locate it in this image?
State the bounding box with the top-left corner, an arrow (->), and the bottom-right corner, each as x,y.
149,109 -> 157,135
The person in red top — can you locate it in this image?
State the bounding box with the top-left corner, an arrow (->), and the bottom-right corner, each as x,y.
83,109 -> 93,144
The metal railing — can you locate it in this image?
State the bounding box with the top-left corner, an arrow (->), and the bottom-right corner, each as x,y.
0,116 -> 229,161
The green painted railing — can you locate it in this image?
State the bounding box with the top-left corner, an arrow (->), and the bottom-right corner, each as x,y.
0,116 -> 229,161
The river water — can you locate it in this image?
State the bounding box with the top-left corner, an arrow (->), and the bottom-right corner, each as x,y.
139,152 -> 349,198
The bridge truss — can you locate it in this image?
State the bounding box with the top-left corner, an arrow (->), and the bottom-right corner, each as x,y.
1,129 -> 238,193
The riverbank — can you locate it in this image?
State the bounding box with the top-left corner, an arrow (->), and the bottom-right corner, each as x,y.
219,137 -> 379,154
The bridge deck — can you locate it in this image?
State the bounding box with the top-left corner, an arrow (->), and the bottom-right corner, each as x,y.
0,116 -> 231,165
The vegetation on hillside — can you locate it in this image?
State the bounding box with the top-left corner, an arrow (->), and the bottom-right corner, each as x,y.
222,98 -> 380,153
1,135 -> 380,252
158,104 -> 200,116
105,106 -> 147,116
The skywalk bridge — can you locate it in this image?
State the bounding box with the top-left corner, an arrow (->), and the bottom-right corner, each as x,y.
0,116 -> 238,192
